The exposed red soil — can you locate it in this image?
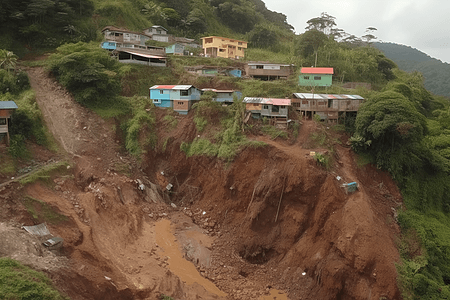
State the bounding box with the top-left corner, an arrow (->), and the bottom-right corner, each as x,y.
0,66 -> 403,300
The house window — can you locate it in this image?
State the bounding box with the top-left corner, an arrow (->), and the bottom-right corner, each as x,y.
280,106 -> 286,109
238,42 -> 242,45
303,76 -> 310,80
263,105 -> 269,110
178,101 -> 184,105
219,49 -> 225,52
160,90 -> 164,94
0,118 -> 6,125
256,65 -> 263,69
272,106 -> 279,113
205,38 -> 213,43
314,76 -> 322,80
153,99 -> 161,103
180,90 -> 189,96
238,47 -> 242,50
328,99 -> 333,108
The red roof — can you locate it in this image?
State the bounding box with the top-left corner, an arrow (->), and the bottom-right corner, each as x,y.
301,67 -> 334,74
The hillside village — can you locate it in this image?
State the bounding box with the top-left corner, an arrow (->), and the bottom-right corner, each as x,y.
1,1 -> 450,300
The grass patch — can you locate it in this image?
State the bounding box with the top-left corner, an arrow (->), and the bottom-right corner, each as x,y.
21,196 -> 69,225
314,152 -> 333,170
0,258 -> 67,300
261,125 -> 288,140
163,115 -> 178,130
0,151 -> 16,176
113,161 -> 131,177
356,152 -> 374,167
19,161 -> 70,185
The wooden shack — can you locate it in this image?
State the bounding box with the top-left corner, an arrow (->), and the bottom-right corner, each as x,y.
292,93 -> 364,123
0,101 -> 18,146
245,62 -> 293,80
243,97 -> 291,123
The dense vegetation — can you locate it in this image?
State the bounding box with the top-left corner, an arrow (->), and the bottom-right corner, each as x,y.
1,1 -> 450,299
374,42 -> 450,97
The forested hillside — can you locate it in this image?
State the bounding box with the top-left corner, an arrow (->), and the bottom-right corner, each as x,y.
1,1 -> 450,299
374,42 -> 450,97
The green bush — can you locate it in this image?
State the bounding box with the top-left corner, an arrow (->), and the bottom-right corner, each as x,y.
46,42 -> 122,106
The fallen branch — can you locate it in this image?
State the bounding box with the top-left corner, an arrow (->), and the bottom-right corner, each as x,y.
246,186 -> 257,215
275,178 -> 286,223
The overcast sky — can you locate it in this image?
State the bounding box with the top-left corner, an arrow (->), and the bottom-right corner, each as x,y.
262,0 -> 450,64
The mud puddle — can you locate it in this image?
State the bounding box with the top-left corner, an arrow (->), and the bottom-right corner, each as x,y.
155,219 -> 227,297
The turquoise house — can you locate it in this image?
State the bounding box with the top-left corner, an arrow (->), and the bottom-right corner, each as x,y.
165,43 -> 185,55
149,85 -> 201,114
299,67 -> 333,87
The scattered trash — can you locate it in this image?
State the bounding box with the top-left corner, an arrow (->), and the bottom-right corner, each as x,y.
160,171 -> 164,175
171,203 -> 177,208
309,151 -> 315,157
104,276 -> 111,281
341,182 -> 358,193
202,211 -> 206,215
135,179 -> 145,191
42,237 -> 64,248
302,272 -> 306,276
336,176 -> 341,181
22,223 -> 51,236
166,183 -> 173,191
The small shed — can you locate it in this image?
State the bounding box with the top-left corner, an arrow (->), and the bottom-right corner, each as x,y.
201,88 -> 242,104
299,67 -> 334,87
0,101 -> 18,146
166,43 -> 185,55
243,97 -> 291,119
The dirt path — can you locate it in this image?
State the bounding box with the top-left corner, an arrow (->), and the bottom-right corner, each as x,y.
26,67 -> 120,168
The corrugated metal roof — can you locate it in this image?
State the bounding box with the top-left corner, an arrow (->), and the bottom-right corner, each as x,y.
292,93 -> 364,100
150,85 -> 193,90
243,97 -> 291,106
247,62 -> 291,67
202,88 -> 238,93
120,50 -> 165,59
300,67 -> 334,74
22,223 -> 51,236
0,101 -> 18,109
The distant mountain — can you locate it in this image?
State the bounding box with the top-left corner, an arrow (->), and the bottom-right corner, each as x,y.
374,42 -> 450,98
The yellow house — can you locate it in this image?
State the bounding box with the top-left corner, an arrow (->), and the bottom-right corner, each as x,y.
200,36 -> 247,59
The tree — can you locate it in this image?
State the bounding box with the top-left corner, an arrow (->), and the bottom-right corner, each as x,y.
215,0 -> 259,33
362,27 -> 377,43
305,12 -> 336,35
295,29 -> 328,60
0,50 -> 18,73
352,91 -> 428,174
249,23 -> 279,49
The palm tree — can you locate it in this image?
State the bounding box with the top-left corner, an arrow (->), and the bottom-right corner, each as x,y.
0,50 -> 18,73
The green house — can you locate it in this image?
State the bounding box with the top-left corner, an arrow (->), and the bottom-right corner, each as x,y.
299,67 -> 334,87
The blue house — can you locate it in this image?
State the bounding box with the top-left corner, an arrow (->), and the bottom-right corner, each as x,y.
201,88 -> 242,105
150,85 -> 201,114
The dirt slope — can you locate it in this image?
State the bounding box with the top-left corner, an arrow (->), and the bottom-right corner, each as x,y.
0,66 -> 403,300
